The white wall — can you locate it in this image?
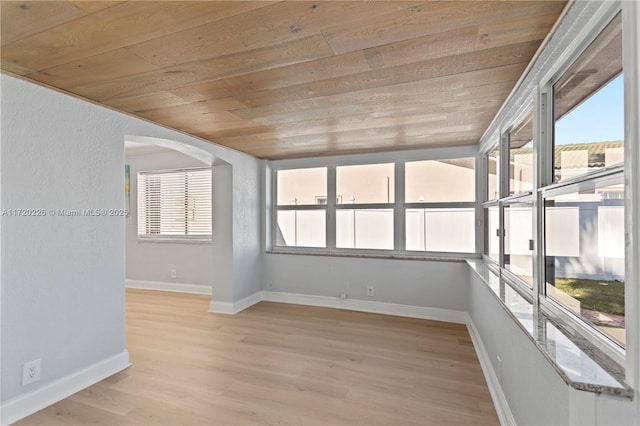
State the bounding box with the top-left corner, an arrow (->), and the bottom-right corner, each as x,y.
1,76 -> 126,403
264,254 -> 469,312
0,74 -> 262,407
125,147 -> 212,287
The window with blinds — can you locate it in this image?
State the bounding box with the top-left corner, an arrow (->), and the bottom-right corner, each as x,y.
137,167 -> 212,240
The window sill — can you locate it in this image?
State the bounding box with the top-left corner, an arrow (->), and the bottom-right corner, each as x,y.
267,249 -> 477,263
137,238 -> 211,244
467,259 -> 632,399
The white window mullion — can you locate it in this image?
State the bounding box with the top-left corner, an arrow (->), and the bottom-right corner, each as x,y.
395,161 -> 405,253
327,166 -> 336,251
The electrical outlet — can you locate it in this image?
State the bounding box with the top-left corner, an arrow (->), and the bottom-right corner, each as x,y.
366,286 -> 374,297
22,359 -> 41,385
339,292 -> 347,300
170,269 -> 177,279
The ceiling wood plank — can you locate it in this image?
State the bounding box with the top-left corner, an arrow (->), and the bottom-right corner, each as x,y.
27,48 -> 159,89
212,110 -> 498,147
1,1 -> 275,72
195,95 -> 505,138
124,2 -> 414,68
234,55 -> 529,109
137,98 -> 248,120
0,1 -> 86,47
475,10 -> 564,50
231,75 -> 519,123
104,92 -> 191,112
166,39 -> 537,109
72,33 -> 334,102
323,1 -> 565,54
223,26 -> 478,94
66,1 -> 124,14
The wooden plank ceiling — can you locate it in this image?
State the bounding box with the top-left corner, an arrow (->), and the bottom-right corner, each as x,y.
1,1 -> 567,159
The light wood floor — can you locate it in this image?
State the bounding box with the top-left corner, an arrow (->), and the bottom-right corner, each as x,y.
18,289 -> 499,425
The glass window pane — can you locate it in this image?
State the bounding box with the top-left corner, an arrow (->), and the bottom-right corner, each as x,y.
553,14 -> 623,183
336,163 -> 394,204
509,112 -> 533,195
406,208 -> 475,253
487,148 -> 500,201
276,210 -> 326,248
277,168 -> 327,206
504,203 -> 533,286
486,206 -> 500,262
406,158 -> 475,203
336,209 -> 393,249
544,184 -> 625,346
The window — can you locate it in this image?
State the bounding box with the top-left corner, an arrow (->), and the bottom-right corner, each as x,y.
405,158 -> 475,203
406,208 -> 475,253
272,157 -> 478,256
485,205 -> 500,263
509,111 -> 534,195
487,146 -> 500,201
336,163 -> 394,250
137,167 -> 212,240
553,14 -> 623,183
544,181 -> 625,346
275,167 -> 327,248
405,158 -> 476,254
503,202 -> 534,287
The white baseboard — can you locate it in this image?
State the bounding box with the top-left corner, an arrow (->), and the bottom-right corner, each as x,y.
207,289 -> 466,324
208,291 -> 263,315
465,316 -> 516,426
1,350 -> 131,426
209,290 -> 467,324
126,279 -> 211,295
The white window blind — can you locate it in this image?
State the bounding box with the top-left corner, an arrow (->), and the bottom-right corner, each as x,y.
137,167 -> 212,239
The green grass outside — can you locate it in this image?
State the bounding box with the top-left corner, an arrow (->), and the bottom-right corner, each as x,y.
554,278 -> 625,316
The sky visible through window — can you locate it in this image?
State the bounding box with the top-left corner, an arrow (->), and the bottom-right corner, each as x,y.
555,74 -> 624,145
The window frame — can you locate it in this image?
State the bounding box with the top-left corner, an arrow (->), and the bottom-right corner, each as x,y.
137,166 -> 212,243
269,151 -> 481,259
271,166 -> 328,252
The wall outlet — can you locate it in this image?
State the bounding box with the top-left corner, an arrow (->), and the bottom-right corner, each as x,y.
339,292 -> 347,300
170,269 -> 177,279
366,285 -> 374,297
22,359 -> 41,385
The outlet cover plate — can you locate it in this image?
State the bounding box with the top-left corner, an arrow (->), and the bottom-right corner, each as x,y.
23,359 -> 41,385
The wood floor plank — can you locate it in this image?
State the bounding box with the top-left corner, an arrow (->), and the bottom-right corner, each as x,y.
17,289 -> 499,425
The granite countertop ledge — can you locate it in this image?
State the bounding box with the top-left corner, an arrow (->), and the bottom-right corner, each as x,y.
467,259 -> 633,399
